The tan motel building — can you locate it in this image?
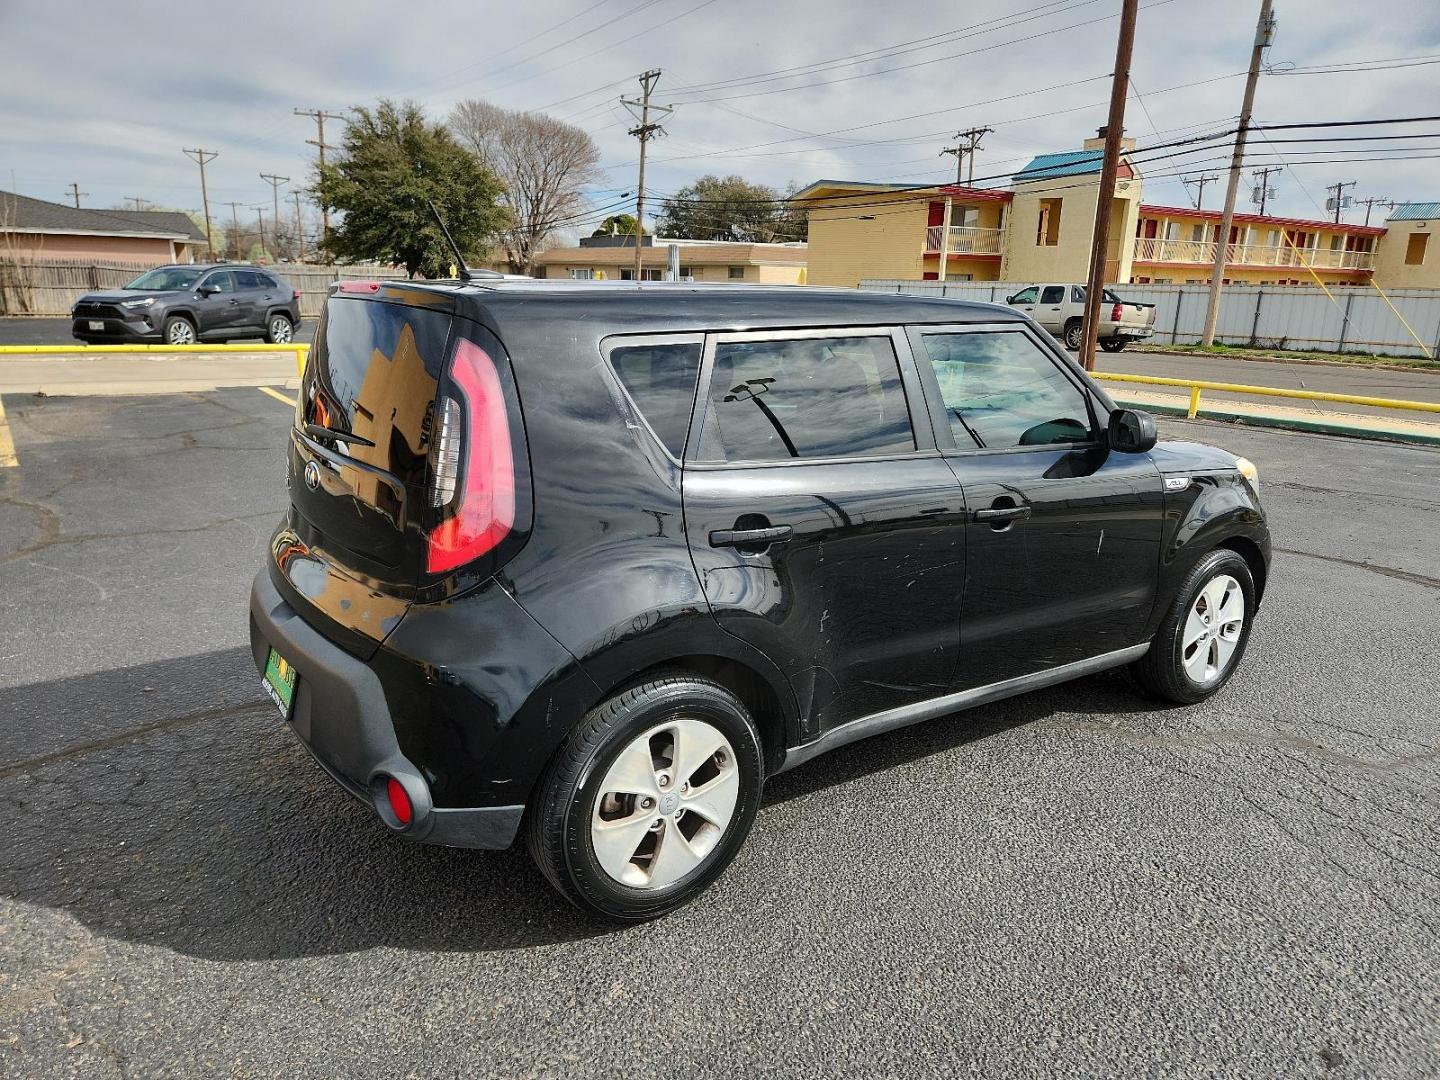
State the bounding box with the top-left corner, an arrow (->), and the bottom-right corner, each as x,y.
526,235 -> 808,284
797,133 -> 1438,293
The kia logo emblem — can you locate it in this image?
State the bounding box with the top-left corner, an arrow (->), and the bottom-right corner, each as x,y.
303,461 -> 321,491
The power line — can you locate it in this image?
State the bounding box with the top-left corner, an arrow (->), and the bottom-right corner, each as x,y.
940,127 -> 994,184
1182,173 -> 1219,210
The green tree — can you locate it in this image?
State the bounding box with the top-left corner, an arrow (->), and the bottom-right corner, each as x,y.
655,175 -> 804,243
591,213 -> 638,238
316,100 -> 507,278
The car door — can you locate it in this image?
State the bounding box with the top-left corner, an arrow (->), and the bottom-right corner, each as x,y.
1007,285 -> 1038,321
194,270 -> 242,334
908,323 -> 1165,690
234,270 -> 270,331
683,327 -> 968,743
1035,284 -> 1067,333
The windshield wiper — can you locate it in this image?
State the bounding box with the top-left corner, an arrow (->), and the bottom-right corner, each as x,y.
951,408 -> 986,449
305,423 -> 375,447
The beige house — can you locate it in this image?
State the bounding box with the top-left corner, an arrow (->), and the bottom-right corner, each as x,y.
527,236 -> 807,283
2,191 -> 208,262
798,133 -> 1439,292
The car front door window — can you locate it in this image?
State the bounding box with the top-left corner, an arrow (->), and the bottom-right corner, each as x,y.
920,330 -> 1095,450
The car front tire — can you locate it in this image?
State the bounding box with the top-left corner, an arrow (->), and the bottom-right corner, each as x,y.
526,674 -> 764,921
1064,319 -> 1084,351
162,316 -> 197,346
1133,548 -> 1255,704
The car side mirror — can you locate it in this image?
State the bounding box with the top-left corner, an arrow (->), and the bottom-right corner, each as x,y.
1108,408 -> 1157,453
1004,294 -> 1015,304
198,283 -> 219,296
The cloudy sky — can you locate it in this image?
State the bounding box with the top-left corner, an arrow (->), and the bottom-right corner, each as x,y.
2,0 -> 1438,236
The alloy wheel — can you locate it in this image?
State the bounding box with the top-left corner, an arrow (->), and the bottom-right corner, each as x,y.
167,321 -> 195,345
590,718 -> 740,890
270,317 -> 293,343
1182,573 -> 1245,685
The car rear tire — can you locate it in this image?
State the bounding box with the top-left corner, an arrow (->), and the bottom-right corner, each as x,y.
1063,318 -> 1084,351
265,313 -> 294,344
1100,338 -> 1127,352
163,316 -> 196,346
1132,548 -> 1255,704
525,674 -> 764,921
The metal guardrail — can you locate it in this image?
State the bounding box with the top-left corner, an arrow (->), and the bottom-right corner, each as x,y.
1093,371 -> 1440,419
0,342 -> 310,378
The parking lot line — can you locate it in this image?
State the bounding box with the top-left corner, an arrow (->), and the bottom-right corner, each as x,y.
258,386 -> 297,408
0,395 -> 17,468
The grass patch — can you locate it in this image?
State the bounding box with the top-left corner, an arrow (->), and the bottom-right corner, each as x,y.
1133,341 -> 1440,371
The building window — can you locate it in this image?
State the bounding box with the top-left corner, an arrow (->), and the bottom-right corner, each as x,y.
679,266 -> 697,280
619,268 -> 664,280
569,268 -> 597,280
728,265 -> 745,279
533,266 -> 547,279
1190,224 -> 1206,243
1406,233 -> 1430,265
1036,198 -> 1062,245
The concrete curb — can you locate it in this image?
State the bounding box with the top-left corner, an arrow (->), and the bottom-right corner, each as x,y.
1112,394 -> 1440,448
1129,346 -> 1440,376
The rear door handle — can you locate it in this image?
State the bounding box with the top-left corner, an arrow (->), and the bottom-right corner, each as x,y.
973,505 -> 1031,523
710,524 -> 793,547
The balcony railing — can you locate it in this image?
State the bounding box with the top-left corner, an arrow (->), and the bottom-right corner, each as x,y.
925,225 -> 1004,255
1132,236 -> 1376,271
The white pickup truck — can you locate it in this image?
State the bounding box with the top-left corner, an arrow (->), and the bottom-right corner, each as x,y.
1004,284 -> 1156,352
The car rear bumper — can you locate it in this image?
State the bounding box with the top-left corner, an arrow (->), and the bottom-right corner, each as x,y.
248,567 -> 524,849
1112,327 -> 1154,339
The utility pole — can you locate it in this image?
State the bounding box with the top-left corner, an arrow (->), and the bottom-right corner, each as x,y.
295,108 -> 345,259
182,147 -> 219,260
66,183 -> 89,208
1201,0 -> 1275,347
1326,179 -> 1357,224
222,201 -> 245,260
1182,173 -> 1218,211
122,196 -> 150,212
940,127 -> 993,186
621,70 -> 672,282
253,206 -> 268,261
1250,165 -> 1281,215
290,189 -> 306,261
1077,0 -> 1139,373
1356,195 -> 1394,228
260,173 -> 290,261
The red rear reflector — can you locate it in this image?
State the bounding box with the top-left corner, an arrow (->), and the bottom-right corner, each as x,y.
386,777 -> 413,826
337,280 -> 382,294
1112,302 -> 1124,321
426,339 -> 515,573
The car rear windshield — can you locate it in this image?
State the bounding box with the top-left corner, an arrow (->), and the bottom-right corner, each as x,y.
124,267 -> 204,290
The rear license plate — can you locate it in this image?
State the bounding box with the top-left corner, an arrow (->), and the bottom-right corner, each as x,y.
262,647 -> 297,720
87,320 -> 105,331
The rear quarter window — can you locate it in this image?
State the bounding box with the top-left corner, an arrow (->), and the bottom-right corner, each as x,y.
608,340 -> 703,458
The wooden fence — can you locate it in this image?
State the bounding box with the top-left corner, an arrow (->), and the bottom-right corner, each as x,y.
0,257 -> 409,318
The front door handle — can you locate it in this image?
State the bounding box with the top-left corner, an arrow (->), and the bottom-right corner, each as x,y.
710,524 -> 793,548
974,504 -> 1031,524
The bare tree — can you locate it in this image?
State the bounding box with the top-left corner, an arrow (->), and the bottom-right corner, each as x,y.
449,100 -> 602,275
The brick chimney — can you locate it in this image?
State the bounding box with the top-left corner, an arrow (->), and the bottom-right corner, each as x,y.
1083,125 -> 1136,152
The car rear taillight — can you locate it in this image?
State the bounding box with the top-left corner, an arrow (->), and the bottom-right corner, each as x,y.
292,289 -> 302,303
426,338 -> 515,574
1112,302 -> 1124,322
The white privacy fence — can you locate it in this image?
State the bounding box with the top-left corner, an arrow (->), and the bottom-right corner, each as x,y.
859,280 -> 1440,359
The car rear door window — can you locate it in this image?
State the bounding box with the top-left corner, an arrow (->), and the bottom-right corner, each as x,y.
700,334 -> 914,462
920,330 -> 1095,450
1040,285 -> 1065,304
237,270 -> 269,291
609,340 -> 703,458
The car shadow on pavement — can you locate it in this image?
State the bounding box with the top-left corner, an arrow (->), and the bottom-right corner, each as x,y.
1,648 -> 1159,960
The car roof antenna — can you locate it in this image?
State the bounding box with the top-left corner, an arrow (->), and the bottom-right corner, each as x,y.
427,199 -> 474,283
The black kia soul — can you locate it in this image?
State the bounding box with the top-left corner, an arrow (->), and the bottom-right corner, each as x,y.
250,280 -> 1270,920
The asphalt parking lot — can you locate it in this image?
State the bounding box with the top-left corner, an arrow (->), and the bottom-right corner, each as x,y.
2,386 -> 1439,1078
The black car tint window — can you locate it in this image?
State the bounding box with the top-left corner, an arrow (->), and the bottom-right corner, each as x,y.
921,331 -> 1094,450
703,335 -> 914,462
1040,285 -> 1065,304
610,342 -> 703,458
237,271 -> 265,289
203,272 -> 234,293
